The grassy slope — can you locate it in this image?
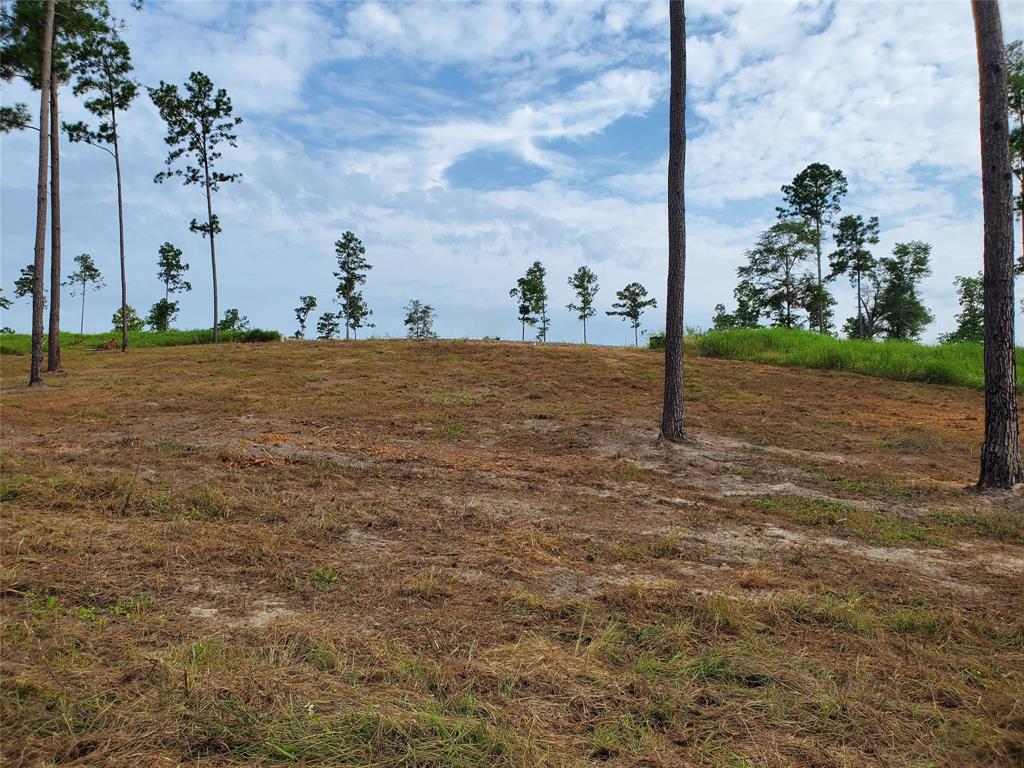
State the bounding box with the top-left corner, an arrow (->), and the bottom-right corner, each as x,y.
0,328 -> 281,355
691,327 -> 1020,392
1,341 -> 1021,767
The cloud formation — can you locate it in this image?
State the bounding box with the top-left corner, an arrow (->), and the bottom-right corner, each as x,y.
1,1 -> 1021,344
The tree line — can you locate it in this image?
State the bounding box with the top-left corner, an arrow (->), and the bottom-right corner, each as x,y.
509,261 -> 657,346
711,162 -> 937,342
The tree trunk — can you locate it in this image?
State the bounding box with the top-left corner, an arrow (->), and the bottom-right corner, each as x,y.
80,285 -> 85,335
854,273 -> 860,338
29,1 -> 54,387
205,182 -> 218,343
814,219 -> 823,333
47,73 -> 62,372
634,323 -> 639,348
974,0 -> 1023,489
583,316 -> 587,345
112,113 -> 128,352
660,0 -> 686,442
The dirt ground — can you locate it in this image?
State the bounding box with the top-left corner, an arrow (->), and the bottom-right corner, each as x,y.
1,340 -> 1022,767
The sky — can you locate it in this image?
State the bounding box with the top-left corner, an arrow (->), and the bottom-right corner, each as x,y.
2,0 -> 1023,344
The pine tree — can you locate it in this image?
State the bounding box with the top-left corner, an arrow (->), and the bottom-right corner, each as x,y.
293,295 -> 317,339
150,71 -> 242,342
333,232 -> 373,339
607,282 -> 657,347
63,253 -> 104,334
567,266 -> 599,344
64,7 -> 138,352
829,215 -> 880,339
777,163 -> 847,334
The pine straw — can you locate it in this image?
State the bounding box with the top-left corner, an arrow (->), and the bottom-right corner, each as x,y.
2,340 -> 1022,767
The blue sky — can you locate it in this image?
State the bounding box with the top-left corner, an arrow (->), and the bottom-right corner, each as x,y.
2,0 -> 1022,343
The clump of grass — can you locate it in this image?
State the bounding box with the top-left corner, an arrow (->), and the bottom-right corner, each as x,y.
750,495 -> 933,545
696,327 -> 1019,391
608,459 -> 654,482
434,423 -> 466,438
423,391 -> 478,407
308,567 -> 345,591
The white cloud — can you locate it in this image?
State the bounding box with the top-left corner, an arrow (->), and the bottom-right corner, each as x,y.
3,0 -> 1023,346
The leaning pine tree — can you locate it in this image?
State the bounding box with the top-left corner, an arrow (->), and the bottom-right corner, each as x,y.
661,0 -> 686,442
150,71 -> 242,343
972,0 -> 1022,488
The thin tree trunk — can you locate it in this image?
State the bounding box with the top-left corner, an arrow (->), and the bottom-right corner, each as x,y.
854,272 -> 860,339
29,1 -> 55,387
203,174 -> 218,343
974,0 -> 1023,489
634,323 -> 638,347
815,219 -> 823,333
660,0 -> 686,442
583,316 -> 587,345
80,285 -> 85,335
47,74 -> 62,371
111,103 -> 128,351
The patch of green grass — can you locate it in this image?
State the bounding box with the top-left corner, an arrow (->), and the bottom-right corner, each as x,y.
779,591 -> 879,636
308,567 -> 344,591
930,507 -> 1024,544
434,423 -> 467,438
696,327 -> 1018,392
750,495 -> 933,545
0,328 -> 281,355
224,702 -> 542,766
424,391 -> 478,407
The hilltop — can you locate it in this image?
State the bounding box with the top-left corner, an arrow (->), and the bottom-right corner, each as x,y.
1,340 -> 1021,767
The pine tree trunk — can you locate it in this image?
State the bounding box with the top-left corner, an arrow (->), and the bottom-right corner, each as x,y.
80,286 -> 85,335
47,75 -> 62,372
974,0 -> 1023,489
113,114 -> 128,352
204,179 -> 218,343
660,0 -> 686,442
854,273 -> 860,338
815,220 -> 823,333
583,317 -> 587,345
29,1 -> 54,387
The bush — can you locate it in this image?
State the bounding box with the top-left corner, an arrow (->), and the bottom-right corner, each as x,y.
648,331 -> 666,350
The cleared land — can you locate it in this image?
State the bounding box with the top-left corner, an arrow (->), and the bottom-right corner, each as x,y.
1,340 -> 1022,767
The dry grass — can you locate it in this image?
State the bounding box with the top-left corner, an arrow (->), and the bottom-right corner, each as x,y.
2,339 -> 1022,767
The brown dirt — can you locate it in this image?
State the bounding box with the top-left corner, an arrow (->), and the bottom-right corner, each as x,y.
1,340 -> 1022,767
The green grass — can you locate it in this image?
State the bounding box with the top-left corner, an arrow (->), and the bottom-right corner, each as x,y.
690,327 -> 1019,392
0,328 -> 281,355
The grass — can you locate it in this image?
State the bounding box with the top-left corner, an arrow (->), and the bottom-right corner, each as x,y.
691,327 -> 1020,392
0,328 -> 281,354
748,495 -> 935,545
1,340 -> 1020,767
